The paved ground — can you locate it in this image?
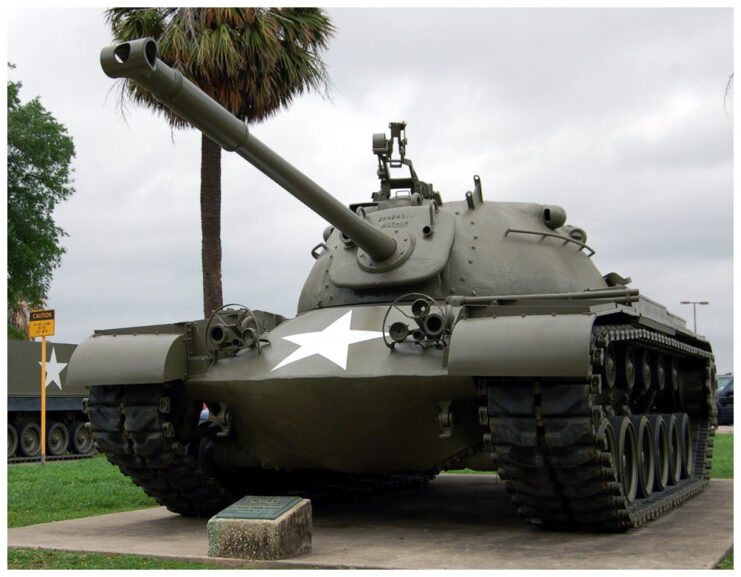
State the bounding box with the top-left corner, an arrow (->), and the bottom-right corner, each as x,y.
8,474 -> 733,569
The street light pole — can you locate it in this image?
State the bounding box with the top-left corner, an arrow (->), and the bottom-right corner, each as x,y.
680,300 -> 709,333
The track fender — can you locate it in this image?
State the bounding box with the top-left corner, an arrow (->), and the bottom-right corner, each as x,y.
67,333 -> 187,388
447,314 -> 595,377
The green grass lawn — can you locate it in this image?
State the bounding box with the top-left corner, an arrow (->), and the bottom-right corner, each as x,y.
7,454 -> 157,528
7,548 -> 229,570
711,433 -> 733,479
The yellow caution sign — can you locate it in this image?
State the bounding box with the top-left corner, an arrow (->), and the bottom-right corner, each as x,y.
29,309 -> 55,338
29,309 -> 56,463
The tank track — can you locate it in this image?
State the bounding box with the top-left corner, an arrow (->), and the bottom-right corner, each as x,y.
480,322 -> 715,531
87,383 -> 236,516
87,382 -> 434,517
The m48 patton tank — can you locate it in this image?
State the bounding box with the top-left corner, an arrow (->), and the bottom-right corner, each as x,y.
69,38 -> 717,532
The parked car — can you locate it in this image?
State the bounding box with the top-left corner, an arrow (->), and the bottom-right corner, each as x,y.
716,374 -> 733,425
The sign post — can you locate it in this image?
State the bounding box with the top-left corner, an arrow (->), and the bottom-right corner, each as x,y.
29,309 -> 55,464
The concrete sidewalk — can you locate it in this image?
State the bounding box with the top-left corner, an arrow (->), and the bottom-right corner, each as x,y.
8,475 -> 733,569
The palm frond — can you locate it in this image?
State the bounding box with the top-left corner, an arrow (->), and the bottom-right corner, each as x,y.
105,7 -> 333,126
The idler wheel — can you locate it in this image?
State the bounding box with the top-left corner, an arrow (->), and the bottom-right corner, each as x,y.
664,413 -> 683,485
630,416 -> 656,498
637,350 -> 652,391
19,422 -> 41,457
608,416 -> 639,503
47,422 -> 70,456
646,414 -> 669,492
674,412 -> 694,478
617,346 -> 636,390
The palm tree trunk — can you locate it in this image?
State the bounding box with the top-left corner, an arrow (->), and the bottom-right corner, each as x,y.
201,134 -> 223,318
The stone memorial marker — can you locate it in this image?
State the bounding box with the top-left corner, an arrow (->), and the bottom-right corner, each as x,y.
207,495 -> 312,560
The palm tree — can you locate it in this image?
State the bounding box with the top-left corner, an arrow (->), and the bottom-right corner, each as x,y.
106,8 -> 334,318
9,300 -> 29,340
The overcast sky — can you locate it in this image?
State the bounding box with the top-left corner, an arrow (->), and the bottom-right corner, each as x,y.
5,7 -> 734,372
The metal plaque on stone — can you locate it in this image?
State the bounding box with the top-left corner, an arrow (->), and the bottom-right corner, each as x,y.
208,495 -> 312,560
214,496 -> 303,520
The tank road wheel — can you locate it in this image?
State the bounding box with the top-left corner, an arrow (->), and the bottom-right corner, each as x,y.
654,354 -> 666,391
637,350 -> 652,391
646,414 -> 669,492
602,343 -> 617,389
668,357 -> 680,393
618,346 -> 636,390
71,421 -> 95,454
597,417 -> 618,471
664,414 -> 683,485
675,413 -> 694,478
47,422 -> 70,456
8,423 -> 19,458
608,416 -> 638,503
19,422 -> 42,457
630,416 -> 655,498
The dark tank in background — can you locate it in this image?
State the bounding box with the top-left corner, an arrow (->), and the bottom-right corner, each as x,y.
68,38 -> 717,532
8,340 -> 95,459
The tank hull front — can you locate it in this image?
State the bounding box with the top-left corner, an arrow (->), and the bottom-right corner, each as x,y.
186,305 -> 481,473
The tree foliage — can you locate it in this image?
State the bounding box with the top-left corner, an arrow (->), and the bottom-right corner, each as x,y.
105,8 -> 334,318
7,72 -> 75,336
107,8 -> 334,125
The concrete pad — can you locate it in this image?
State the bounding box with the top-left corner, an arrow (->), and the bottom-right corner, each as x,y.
8,475 -> 733,569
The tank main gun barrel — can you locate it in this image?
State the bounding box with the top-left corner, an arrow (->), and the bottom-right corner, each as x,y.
100,38 -> 398,262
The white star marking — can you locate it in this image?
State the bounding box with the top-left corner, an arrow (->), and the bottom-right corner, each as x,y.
39,347 -> 68,390
272,311 -> 383,372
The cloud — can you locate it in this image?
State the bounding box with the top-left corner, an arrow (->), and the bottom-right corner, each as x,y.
7,7 -> 733,372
